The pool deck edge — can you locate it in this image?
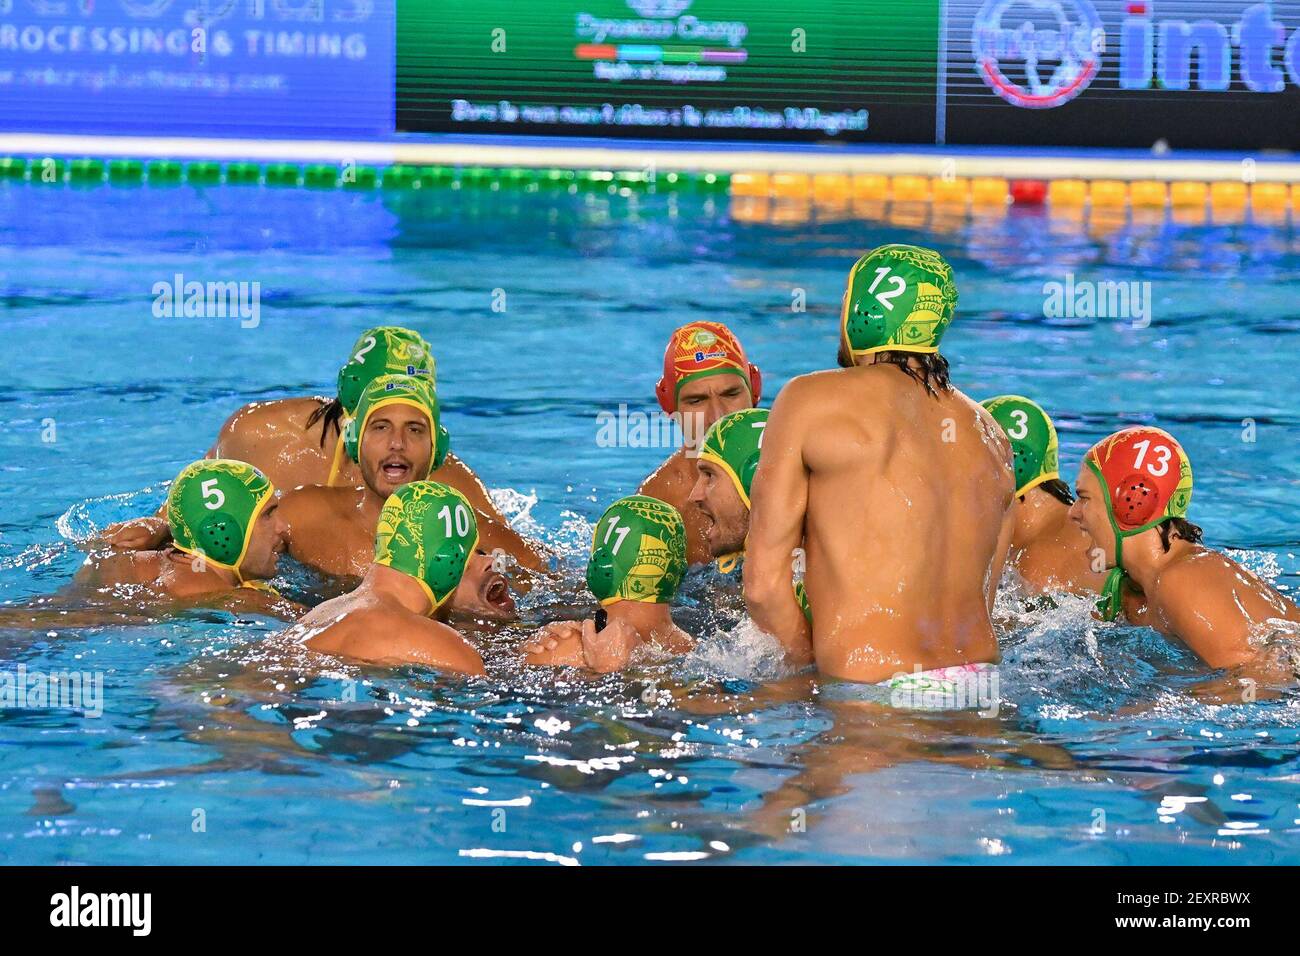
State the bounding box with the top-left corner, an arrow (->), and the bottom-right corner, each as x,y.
1,132 -> 1298,183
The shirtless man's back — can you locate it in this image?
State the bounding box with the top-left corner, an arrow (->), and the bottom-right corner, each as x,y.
745,243 -> 1014,685
773,365 -> 1011,681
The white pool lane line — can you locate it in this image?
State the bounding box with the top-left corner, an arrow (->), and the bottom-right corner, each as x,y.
1,132 -> 1298,183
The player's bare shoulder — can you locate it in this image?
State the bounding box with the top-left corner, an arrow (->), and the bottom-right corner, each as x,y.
963,389 -> 1014,468
279,482 -> 357,527
1156,548 -> 1265,609
639,447 -> 691,496
772,368 -> 862,421
218,396 -> 326,446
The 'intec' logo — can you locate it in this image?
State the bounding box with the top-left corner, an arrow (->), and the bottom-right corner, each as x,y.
973,0 -> 1106,108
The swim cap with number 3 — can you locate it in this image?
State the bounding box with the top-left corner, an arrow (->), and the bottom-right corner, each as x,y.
373,481 -> 479,613
167,459 -> 275,575
841,243 -> 958,359
587,495 -> 687,606
981,395 -> 1060,498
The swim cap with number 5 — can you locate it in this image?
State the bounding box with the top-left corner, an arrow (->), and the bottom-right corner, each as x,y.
336,326 -> 436,414
373,481 -> 479,613
167,459 -> 275,574
841,244 -> 958,359
587,495 -> 687,606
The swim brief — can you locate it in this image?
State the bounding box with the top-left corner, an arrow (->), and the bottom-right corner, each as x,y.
819,662 -> 1000,713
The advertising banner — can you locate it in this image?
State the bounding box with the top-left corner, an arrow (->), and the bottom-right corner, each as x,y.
0,0 -> 394,138
945,1 -> 1300,149
397,0 -> 943,144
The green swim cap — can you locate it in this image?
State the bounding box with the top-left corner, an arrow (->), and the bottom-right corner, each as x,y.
586,495 -> 687,606
373,481 -> 479,613
336,326 -> 435,414
166,459 -> 275,579
344,374 -> 449,474
698,408 -> 769,509
841,243 -> 958,360
981,395 -> 1060,498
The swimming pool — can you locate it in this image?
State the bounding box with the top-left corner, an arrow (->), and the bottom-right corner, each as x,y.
1,180 -> 1297,865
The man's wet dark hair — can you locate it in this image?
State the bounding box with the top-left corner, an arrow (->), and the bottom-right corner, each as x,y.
1158,517 -> 1203,552
874,351 -> 951,396
837,344 -> 952,396
1034,478 -> 1075,506
304,397 -> 347,447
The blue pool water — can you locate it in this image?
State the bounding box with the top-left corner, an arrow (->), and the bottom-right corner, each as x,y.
1,181 -> 1298,864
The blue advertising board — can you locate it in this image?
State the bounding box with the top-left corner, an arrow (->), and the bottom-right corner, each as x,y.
0,0 -> 393,138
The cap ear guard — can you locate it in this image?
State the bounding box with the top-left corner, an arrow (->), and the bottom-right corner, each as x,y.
585,550 -> 617,600
1112,473 -> 1160,529
746,363 -> 763,407
434,424 -> 450,471
197,512 -> 242,561
655,375 -> 674,415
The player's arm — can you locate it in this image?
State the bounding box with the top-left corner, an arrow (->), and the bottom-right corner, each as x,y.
97,513 -> 171,551
215,588 -> 308,622
987,500 -> 1017,613
1156,564 -> 1257,669
474,508 -> 545,573
344,614 -> 485,675
520,621 -> 587,667
743,379 -> 814,668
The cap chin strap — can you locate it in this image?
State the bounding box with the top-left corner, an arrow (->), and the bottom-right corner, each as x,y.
326,427 -> 350,487
1087,459 -> 1165,622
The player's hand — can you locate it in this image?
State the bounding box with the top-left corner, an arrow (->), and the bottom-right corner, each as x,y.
521,621 -> 584,665
579,616 -> 639,674
99,516 -> 169,552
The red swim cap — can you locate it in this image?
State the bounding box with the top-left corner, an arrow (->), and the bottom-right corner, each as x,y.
654,321 -> 762,414
1087,426 -> 1193,531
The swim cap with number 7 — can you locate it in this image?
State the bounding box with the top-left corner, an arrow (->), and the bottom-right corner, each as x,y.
841,244 -> 958,359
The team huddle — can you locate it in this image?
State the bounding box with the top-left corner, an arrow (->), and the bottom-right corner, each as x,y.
21,243 -> 1300,704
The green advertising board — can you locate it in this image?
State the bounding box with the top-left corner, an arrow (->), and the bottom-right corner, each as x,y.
397,0 -> 941,143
